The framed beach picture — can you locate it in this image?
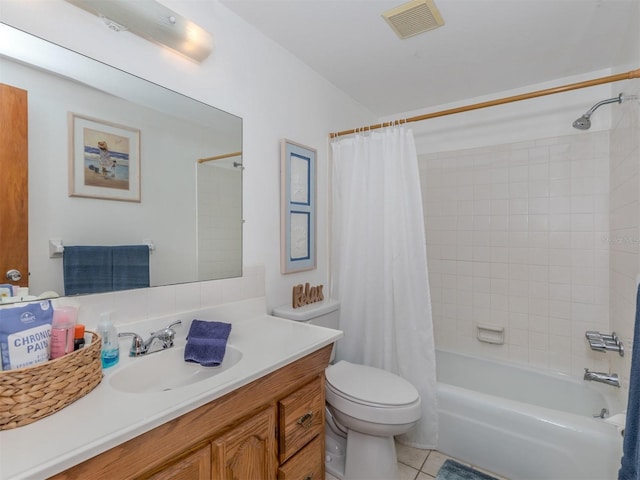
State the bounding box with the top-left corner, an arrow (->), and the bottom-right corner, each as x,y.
68,113 -> 141,202
280,139 -> 316,274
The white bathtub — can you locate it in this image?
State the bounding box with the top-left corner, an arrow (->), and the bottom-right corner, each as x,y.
436,349 -> 624,480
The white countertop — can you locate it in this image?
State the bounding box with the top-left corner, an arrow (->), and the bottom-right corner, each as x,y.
0,298 -> 342,479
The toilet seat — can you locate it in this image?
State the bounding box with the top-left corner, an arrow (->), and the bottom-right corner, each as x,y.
325,361 -> 421,426
326,361 -> 420,407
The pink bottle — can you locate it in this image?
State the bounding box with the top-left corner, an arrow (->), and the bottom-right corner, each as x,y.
50,306 -> 77,359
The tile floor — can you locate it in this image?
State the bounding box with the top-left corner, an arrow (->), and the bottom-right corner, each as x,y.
325,441 -> 510,480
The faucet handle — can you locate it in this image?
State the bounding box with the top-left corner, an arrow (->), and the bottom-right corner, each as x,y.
119,332 -> 145,357
151,320 -> 182,335
585,330 -> 624,357
149,320 -> 182,349
166,320 -> 182,331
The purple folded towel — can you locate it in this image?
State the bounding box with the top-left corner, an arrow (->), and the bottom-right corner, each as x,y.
184,320 -> 232,367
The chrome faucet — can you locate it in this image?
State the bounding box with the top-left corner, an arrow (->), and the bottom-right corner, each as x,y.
119,320 -> 182,357
583,368 -> 620,388
585,331 -> 624,356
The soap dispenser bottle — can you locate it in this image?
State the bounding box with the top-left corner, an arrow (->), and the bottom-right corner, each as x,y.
97,313 -> 119,368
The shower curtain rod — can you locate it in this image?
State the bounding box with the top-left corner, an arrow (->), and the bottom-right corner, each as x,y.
329,68 -> 640,139
197,151 -> 242,163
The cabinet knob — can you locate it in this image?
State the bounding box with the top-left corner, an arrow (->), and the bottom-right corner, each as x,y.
296,411 -> 314,429
304,475 -> 314,480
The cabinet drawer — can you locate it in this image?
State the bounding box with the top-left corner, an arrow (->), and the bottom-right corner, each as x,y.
277,435 -> 323,480
278,377 -> 324,463
146,445 -> 211,480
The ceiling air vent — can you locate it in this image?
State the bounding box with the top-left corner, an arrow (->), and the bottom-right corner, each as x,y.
382,0 -> 444,39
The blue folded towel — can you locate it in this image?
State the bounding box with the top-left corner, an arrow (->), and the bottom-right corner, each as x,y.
619,283 -> 640,480
184,320 -> 232,367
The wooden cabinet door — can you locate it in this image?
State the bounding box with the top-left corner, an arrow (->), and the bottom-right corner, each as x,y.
147,445 -> 211,480
212,407 -> 277,480
0,83 -> 29,289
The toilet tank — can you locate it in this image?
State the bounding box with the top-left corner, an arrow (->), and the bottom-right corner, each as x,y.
272,298 -> 340,329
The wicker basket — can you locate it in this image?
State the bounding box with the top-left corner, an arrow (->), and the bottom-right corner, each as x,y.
0,331 -> 103,430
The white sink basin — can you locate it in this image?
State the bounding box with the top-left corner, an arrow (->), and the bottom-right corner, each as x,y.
109,345 -> 242,394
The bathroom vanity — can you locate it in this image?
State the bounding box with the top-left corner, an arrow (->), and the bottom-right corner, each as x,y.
52,345 -> 330,479
0,297 -> 342,479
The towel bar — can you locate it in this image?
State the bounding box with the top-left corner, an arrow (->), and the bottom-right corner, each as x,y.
49,239 -> 155,258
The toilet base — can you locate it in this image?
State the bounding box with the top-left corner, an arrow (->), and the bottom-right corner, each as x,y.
325,428 -> 346,479
344,430 -> 400,480
324,428 -> 400,480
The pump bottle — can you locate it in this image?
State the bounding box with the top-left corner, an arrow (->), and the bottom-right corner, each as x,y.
96,313 -> 119,368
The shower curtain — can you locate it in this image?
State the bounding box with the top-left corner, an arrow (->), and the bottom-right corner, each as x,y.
330,126 -> 438,448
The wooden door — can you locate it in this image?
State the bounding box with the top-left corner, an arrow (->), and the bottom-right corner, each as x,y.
0,83 -> 28,289
212,407 -> 277,479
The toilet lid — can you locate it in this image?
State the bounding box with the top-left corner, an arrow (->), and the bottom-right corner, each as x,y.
325,361 -> 419,407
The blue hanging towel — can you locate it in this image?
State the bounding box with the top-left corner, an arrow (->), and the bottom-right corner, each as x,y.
112,245 -> 150,291
63,246 -> 113,295
620,282 -> 640,480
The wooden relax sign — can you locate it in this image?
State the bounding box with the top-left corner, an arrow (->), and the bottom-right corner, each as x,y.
292,283 -> 324,308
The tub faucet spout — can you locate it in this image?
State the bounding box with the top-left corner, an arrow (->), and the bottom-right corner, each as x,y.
583,368 -> 620,388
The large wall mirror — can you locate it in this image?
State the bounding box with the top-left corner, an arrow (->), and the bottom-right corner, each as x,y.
0,23 -> 243,301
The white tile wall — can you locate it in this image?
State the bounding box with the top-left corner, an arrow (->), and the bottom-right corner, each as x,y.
610,86 -> 640,399
420,133 -> 611,375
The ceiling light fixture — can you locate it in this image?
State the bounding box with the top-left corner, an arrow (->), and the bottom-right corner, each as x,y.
64,0 -> 213,62
382,0 -> 445,40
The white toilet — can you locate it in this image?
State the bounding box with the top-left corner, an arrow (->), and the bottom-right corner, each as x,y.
272,299 -> 422,480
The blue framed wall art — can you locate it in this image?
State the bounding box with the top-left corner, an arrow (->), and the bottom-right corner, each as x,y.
280,139 -> 316,273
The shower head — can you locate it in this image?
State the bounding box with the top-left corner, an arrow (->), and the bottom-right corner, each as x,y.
572,114 -> 592,130
572,93 -> 624,130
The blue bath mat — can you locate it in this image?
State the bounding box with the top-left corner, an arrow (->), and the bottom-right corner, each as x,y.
436,459 -> 499,480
